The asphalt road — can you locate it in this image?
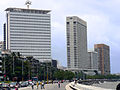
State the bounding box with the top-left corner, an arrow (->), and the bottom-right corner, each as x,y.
19,82 -> 68,90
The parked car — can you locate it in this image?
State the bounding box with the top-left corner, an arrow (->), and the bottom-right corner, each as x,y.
20,82 -> 28,87
9,82 -> 17,88
2,83 -> 9,88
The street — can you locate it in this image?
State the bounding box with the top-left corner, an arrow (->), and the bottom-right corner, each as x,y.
19,82 -> 68,90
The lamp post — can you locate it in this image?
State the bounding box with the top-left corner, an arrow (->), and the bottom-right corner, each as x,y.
28,61 -> 31,80
44,65 -> 45,81
47,66 -> 48,84
3,55 -> 5,74
3,55 -> 6,81
22,57 -> 25,81
37,63 -> 38,80
13,56 -> 14,74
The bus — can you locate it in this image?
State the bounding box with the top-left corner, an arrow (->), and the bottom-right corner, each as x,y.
32,77 -> 38,81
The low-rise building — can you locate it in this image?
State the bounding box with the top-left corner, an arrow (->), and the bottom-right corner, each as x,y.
52,59 -> 57,68
29,58 -> 40,77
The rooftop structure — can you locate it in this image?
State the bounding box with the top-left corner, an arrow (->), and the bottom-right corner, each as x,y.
5,8 -> 51,14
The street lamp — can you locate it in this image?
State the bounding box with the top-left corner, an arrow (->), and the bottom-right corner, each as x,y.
3,55 -> 6,81
3,55 -> 5,74
13,56 -> 14,74
47,66 -> 48,84
22,56 -> 25,81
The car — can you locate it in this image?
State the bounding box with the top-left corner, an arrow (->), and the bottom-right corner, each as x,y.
9,82 -> 17,88
20,82 -> 28,87
2,83 -> 9,88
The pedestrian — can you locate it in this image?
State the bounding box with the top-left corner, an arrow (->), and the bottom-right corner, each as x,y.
116,83 -> 120,90
58,81 -> 60,88
40,82 -> 42,89
31,82 -> 34,89
42,82 -> 45,89
37,82 -> 39,89
8,84 -> 11,90
15,87 -> 18,90
73,80 -> 75,87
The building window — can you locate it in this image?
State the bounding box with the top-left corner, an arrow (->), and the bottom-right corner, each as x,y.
67,22 -> 69,24
73,21 -> 76,24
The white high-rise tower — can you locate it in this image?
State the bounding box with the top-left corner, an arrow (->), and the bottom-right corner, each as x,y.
66,16 -> 89,70
5,7 -> 51,62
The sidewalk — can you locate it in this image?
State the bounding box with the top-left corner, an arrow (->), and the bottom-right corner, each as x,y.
66,82 -> 114,90
19,82 -> 68,90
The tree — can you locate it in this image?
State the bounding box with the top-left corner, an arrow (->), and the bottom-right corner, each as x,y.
54,70 -> 75,80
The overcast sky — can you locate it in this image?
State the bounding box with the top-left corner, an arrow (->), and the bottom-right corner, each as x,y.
0,0 -> 120,74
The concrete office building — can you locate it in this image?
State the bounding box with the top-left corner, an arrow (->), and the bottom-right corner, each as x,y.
3,23 -> 6,50
94,44 -> 110,75
0,41 -> 3,51
0,50 -> 2,81
5,8 -> 51,62
88,50 -> 98,70
66,16 -> 89,70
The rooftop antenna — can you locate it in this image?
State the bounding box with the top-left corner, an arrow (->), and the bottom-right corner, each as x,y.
25,0 -> 32,9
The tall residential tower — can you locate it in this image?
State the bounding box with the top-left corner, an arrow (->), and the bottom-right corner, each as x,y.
66,16 -> 89,70
5,8 -> 51,62
94,44 -> 110,75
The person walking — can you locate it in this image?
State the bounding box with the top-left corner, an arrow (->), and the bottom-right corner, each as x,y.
116,83 -> 120,90
37,82 -> 39,89
58,81 -> 60,88
40,81 -> 42,89
31,82 -> 34,90
42,82 -> 45,89
73,80 -> 75,87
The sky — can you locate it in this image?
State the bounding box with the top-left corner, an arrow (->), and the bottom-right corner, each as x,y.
0,0 -> 120,74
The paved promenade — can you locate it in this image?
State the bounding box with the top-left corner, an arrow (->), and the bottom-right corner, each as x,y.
19,83 -> 68,90
93,81 -> 120,89
66,82 -> 115,90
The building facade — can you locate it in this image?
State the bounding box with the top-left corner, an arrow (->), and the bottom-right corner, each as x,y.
66,16 -> 89,70
5,8 -> 51,62
94,44 -> 110,75
52,59 -> 57,68
3,23 -> 6,50
0,50 -> 2,81
0,41 -> 3,51
88,50 -> 98,70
